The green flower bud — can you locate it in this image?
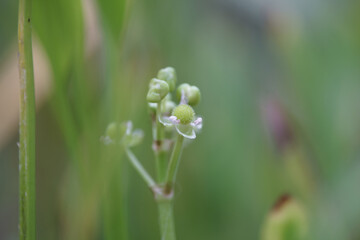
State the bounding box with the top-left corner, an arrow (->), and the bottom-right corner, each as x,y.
172,104 -> 195,125
261,195 -> 308,240
102,121 -> 144,147
147,78 -> 170,103
148,94 -> 175,114
105,122 -> 122,141
176,83 -> 201,106
157,67 -> 177,91
102,122 -> 125,144
163,100 -> 176,113
160,94 -> 176,113
124,129 -> 144,147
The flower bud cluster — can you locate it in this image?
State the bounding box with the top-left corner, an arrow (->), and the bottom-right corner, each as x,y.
101,66 -> 204,226
146,66 -> 202,139
147,66 -> 201,107
104,66 -> 203,146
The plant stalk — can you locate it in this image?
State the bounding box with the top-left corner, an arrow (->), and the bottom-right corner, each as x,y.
18,0 -> 36,239
155,134 -> 185,240
125,148 -> 156,188
157,201 -> 176,240
154,102 -> 167,182
164,134 -> 184,193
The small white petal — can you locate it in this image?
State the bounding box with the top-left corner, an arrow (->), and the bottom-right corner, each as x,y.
192,124 -> 202,131
159,116 -> 175,127
191,117 -> 203,130
127,129 -> 144,147
194,117 -> 202,125
126,121 -> 133,135
175,124 -> 196,139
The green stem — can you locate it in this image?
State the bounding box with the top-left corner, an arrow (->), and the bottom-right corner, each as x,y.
156,150 -> 168,183
18,0 -> 36,239
156,103 -> 164,140
164,134 -> 184,194
154,102 -> 167,182
157,134 -> 186,239
125,148 -> 156,188
157,201 -> 176,240
153,103 -> 178,239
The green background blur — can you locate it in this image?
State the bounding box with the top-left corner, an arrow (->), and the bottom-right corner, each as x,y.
1,0 -> 360,239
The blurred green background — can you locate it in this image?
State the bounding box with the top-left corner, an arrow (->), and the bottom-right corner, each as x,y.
1,0 -> 360,239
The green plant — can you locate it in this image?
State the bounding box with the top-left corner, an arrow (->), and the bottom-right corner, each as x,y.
18,0 -> 36,239
102,67 -> 202,240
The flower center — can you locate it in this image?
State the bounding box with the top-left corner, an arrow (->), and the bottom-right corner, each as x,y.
172,104 -> 195,125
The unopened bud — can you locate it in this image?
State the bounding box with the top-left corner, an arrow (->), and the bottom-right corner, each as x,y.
176,83 -> 201,106
147,78 -> 170,103
163,100 -> 176,114
105,122 -> 122,141
157,67 -> 177,91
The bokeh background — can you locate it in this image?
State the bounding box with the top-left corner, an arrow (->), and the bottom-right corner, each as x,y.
1,0 -> 360,239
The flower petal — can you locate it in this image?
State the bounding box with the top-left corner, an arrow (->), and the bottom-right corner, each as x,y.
191,117 -> 203,131
158,116 -> 174,127
125,121 -> 133,135
175,124 -> 196,139
127,129 -> 144,147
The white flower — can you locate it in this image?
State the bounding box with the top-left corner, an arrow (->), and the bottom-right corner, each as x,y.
159,104 -> 202,139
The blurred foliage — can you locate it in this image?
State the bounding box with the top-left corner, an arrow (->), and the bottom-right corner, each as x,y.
1,0 -> 360,239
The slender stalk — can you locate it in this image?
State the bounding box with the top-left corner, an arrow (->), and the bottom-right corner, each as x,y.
18,0 -> 36,239
156,150 -> 168,183
164,134 -> 184,193
155,134 -> 185,240
125,148 -> 156,188
154,102 -> 167,182
156,103 -> 164,140
157,201 -> 176,240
